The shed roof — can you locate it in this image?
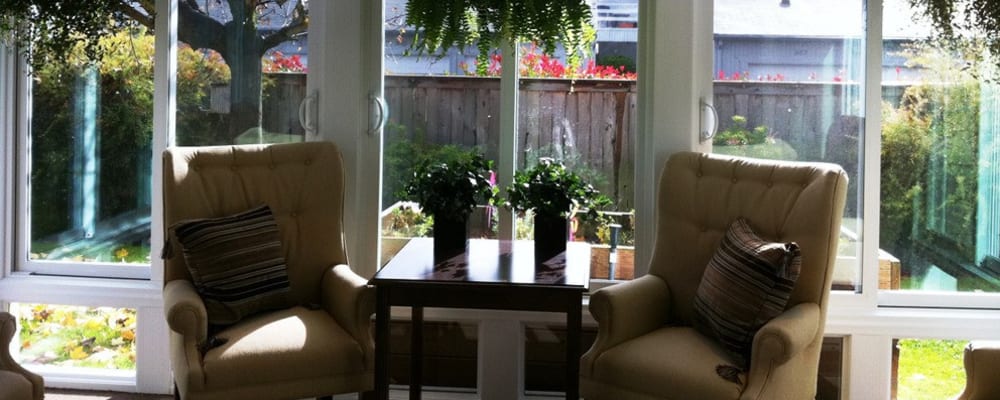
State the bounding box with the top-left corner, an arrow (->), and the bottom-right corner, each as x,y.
713,0 -> 930,39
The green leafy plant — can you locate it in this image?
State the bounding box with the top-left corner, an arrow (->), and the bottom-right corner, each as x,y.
713,115 -> 768,146
400,146 -> 497,221
596,54 -> 636,74
505,157 -> 611,220
403,0 -> 594,75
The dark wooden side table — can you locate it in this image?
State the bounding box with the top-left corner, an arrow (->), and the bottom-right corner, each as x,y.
370,238 -> 591,400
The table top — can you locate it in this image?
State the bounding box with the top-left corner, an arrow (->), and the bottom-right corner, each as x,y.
372,238 -> 591,289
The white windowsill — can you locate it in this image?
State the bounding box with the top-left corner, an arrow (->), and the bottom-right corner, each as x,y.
0,272 -> 162,308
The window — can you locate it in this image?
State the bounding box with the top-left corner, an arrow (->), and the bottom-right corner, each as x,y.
894,338 -> 968,400
380,0 -> 639,284
713,0 -> 865,291
11,303 -> 137,371
880,5 -> 1000,294
19,14 -> 154,279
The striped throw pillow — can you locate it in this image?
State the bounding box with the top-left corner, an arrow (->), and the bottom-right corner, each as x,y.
173,205 -> 293,326
691,218 -> 802,370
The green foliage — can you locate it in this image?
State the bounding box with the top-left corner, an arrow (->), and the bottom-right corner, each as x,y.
880,40 -> 981,266
714,115 -> 768,146
881,92 -> 932,261
576,210 -> 635,245
404,0 -> 594,75
596,54 -> 636,74
384,127 -> 488,207
909,0 -> 1000,78
382,204 -> 434,238
399,146 -> 497,221
0,0 -> 151,71
175,46 -> 232,146
29,27 -> 155,240
522,144 -> 610,205
505,157 -> 611,219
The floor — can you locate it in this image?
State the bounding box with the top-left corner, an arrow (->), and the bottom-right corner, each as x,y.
44,388 -> 553,400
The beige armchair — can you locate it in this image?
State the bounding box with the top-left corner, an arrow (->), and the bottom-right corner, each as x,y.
162,141 -> 374,400
955,341 -> 1000,400
1,311 -> 44,400
581,152 -> 847,400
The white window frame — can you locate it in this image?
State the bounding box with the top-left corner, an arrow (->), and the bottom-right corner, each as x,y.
0,0 -> 998,397
0,0 -> 174,394
10,27 -> 152,281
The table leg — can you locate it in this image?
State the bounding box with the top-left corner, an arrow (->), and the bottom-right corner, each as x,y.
410,306 -> 424,400
375,287 -> 390,400
566,295 -> 581,400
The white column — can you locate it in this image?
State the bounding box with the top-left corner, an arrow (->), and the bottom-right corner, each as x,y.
845,334 -> 892,400
478,317 -> 525,400
634,0 -> 714,275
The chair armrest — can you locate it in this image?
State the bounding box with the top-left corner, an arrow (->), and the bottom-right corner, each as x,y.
1,312 -> 45,400
750,302 -> 820,366
321,264 -> 375,367
163,280 -> 208,344
582,275 -> 671,375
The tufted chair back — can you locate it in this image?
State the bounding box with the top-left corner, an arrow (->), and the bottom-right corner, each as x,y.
651,151 -> 847,328
162,141 -> 347,307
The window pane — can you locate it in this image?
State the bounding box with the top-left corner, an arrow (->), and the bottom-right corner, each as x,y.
11,303 -> 137,371
175,1 -> 308,146
713,0 -> 865,291
381,0 -> 501,264
894,338 -> 967,400
880,5 -> 1000,293
28,23 -> 153,268
517,1 -> 639,281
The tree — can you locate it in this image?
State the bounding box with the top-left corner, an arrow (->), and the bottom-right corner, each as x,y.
1,0 -> 308,142
910,0 -> 1000,78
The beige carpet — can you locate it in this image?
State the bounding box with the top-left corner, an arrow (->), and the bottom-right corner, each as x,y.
44,389 -> 172,400
43,389 -> 489,400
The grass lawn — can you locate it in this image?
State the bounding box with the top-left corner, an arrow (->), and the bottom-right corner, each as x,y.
897,339 -> 966,400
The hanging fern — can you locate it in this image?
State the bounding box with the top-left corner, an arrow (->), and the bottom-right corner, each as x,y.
404,0 -> 593,69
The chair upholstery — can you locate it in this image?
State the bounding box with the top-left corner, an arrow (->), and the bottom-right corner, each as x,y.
581,151 -> 848,400
955,341 -> 1000,400
162,141 -> 374,400
0,311 -> 44,400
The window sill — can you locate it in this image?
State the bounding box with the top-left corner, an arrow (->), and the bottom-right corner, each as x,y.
0,273 -> 162,308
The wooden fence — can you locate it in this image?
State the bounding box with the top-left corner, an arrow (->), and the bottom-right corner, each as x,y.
263,75 -> 903,210
384,76 -> 638,208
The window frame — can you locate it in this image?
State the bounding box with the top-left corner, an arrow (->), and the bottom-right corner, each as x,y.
0,0 -> 998,397
0,0 -> 174,393
11,29 -> 153,281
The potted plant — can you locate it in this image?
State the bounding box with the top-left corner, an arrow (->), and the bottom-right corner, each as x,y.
401,146 -> 497,260
505,158 -> 610,262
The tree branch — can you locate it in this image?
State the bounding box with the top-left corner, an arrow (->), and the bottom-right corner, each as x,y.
115,1 -> 154,31
260,0 -> 308,53
177,0 -> 227,56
